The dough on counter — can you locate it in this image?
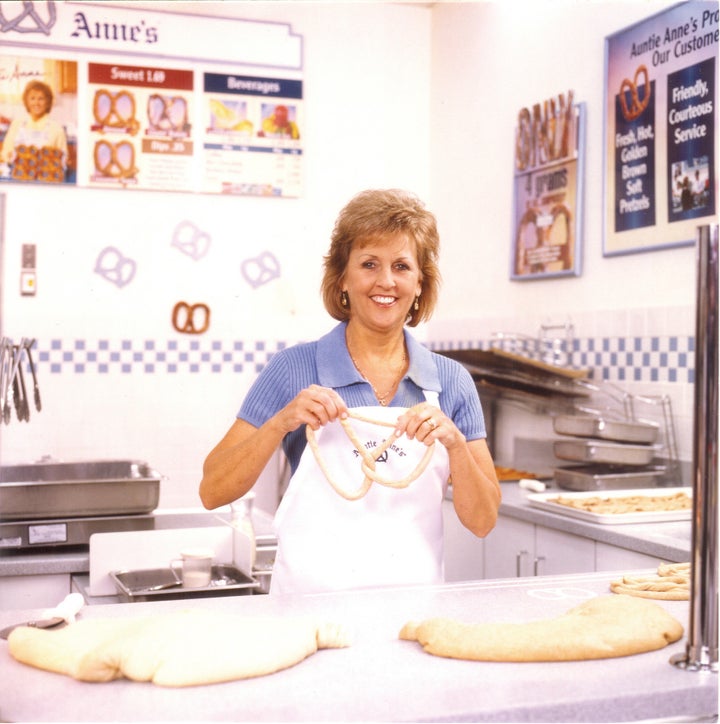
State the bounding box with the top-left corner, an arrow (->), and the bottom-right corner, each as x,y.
399,595 -> 683,662
8,610 -> 351,687
610,562 -> 690,600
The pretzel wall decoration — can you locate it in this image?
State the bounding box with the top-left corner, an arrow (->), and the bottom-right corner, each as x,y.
172,302 -> 210,335
306,411 -> 435,500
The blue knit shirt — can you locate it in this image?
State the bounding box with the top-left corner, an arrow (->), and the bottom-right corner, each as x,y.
238,322 -> 487,473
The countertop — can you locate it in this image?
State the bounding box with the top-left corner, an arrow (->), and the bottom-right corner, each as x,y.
0,571 -> 716,722
490,482 -> 691,562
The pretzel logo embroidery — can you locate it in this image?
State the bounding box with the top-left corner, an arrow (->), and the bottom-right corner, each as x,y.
619,65 -> 651,122
172,301 -> 210,335
94,247 -> 137,288
0,0 -> 56,35
171,221 -> 211,260
241,251 -> 280,289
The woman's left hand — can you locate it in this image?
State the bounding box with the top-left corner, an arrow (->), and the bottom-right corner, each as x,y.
394,403 -> 464,450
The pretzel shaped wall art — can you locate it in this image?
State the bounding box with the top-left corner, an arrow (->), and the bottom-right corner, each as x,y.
94,247 -> 137,288
172,302 -> 211,335
93,89 -> 140,135
619,65 -> 651,122
306,411 -> 435,501
93,140 -> 138,180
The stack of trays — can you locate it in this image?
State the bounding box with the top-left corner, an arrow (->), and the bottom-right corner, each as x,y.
551,414 -> 663,491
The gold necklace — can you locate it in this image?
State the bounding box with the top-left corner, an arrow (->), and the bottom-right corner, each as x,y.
349,350 -> 407,406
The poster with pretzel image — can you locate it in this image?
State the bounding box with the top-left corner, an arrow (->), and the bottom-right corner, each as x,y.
604,0 -> 718,256
86,61 -> 194,191
511,95 -> 586,280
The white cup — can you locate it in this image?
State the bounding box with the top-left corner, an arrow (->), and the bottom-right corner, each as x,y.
171,547 -> 214,588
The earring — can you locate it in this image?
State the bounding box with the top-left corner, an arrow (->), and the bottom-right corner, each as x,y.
413,296 -> 419,311
341,291 -> 348,307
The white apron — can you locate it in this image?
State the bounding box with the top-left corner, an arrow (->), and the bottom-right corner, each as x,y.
271,391 -> 450,595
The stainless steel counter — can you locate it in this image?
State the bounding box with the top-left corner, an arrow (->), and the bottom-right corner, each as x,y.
0,572 -> 715,722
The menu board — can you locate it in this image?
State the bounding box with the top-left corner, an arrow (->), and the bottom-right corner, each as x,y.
87,62 -> 195,191
201,73 -> 303,197
603,0 -> 717,255
0,4 -> 304,198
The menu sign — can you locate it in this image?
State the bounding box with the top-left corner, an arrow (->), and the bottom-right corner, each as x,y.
87,62 -> 195,191
604,0 -> 718,256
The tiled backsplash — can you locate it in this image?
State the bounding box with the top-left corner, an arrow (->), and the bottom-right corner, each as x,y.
33,333 -> 693,384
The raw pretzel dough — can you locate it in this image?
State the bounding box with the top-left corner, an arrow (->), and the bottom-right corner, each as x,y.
399,595 -> 683,662
611,562 -> 690,600
8,610 -> 351,687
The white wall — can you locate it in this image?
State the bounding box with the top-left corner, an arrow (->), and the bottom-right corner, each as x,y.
0,1 -> 433,510
0,1 -> 713,510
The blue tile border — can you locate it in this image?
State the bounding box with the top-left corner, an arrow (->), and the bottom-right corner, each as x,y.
24,335 -> 695,385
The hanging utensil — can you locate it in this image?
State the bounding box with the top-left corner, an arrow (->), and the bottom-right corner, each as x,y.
24,338 -> 41,412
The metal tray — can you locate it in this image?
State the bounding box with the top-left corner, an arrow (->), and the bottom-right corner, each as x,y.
553,439 -> 656,466
553,465 -> 665,491
553,415 -> 659,444
527,487 -> 692,525
0,460 -> 161,521
111,564 -> 259,602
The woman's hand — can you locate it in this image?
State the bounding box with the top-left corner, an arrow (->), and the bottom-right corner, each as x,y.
278,384 -> 349,433
394,403 -> 464,450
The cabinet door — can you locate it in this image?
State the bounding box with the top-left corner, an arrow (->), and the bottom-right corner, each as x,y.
595,542 -> 668,572
442,500 -> 484,582
534,526 -> 595,576
483,516 -> 535,579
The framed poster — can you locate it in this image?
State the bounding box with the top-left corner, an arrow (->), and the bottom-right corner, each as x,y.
603,0 -> 718,256
511,95 -> 585,280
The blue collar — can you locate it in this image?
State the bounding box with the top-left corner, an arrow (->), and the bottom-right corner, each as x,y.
317,322 -> 441,392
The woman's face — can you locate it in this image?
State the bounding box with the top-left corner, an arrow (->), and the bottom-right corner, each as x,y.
26,89 -> 49,120
341,232 -> 422,334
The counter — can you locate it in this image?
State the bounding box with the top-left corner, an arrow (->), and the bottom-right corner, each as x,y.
491,482 -> 691,562
0,508 -> 277,579
0,571 -> 716,722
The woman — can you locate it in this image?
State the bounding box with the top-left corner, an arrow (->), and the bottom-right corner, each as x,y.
200,189 -> 500,594
1,80 -> 68,181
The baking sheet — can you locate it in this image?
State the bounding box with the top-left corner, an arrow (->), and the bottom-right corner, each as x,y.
527,487 -> 692,524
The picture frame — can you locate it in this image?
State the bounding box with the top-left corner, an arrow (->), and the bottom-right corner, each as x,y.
511,99 -> 586,280
603,0 -> 717,257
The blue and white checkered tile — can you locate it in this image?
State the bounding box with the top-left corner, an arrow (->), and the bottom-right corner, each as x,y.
34,339 -> 286,375
31,336 -> 693,383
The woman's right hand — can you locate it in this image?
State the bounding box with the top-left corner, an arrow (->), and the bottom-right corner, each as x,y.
278,384 -> 348,432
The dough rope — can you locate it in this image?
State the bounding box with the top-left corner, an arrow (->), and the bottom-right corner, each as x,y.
610,561 -> 690,600
306,410 -> 435,500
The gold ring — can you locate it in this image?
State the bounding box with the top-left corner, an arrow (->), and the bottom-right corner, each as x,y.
425,418 -> 437,430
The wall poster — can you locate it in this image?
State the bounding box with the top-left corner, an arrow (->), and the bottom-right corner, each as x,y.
511,92 -> 586,280
604,0 -> 718,256
0,2 -> 303,198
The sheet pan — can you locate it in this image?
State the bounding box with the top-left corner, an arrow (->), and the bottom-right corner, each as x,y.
526,487 -> 692,525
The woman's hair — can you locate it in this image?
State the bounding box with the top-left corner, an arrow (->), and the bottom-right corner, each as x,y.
321,189 -> 441,326
23,81 -> 54,113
